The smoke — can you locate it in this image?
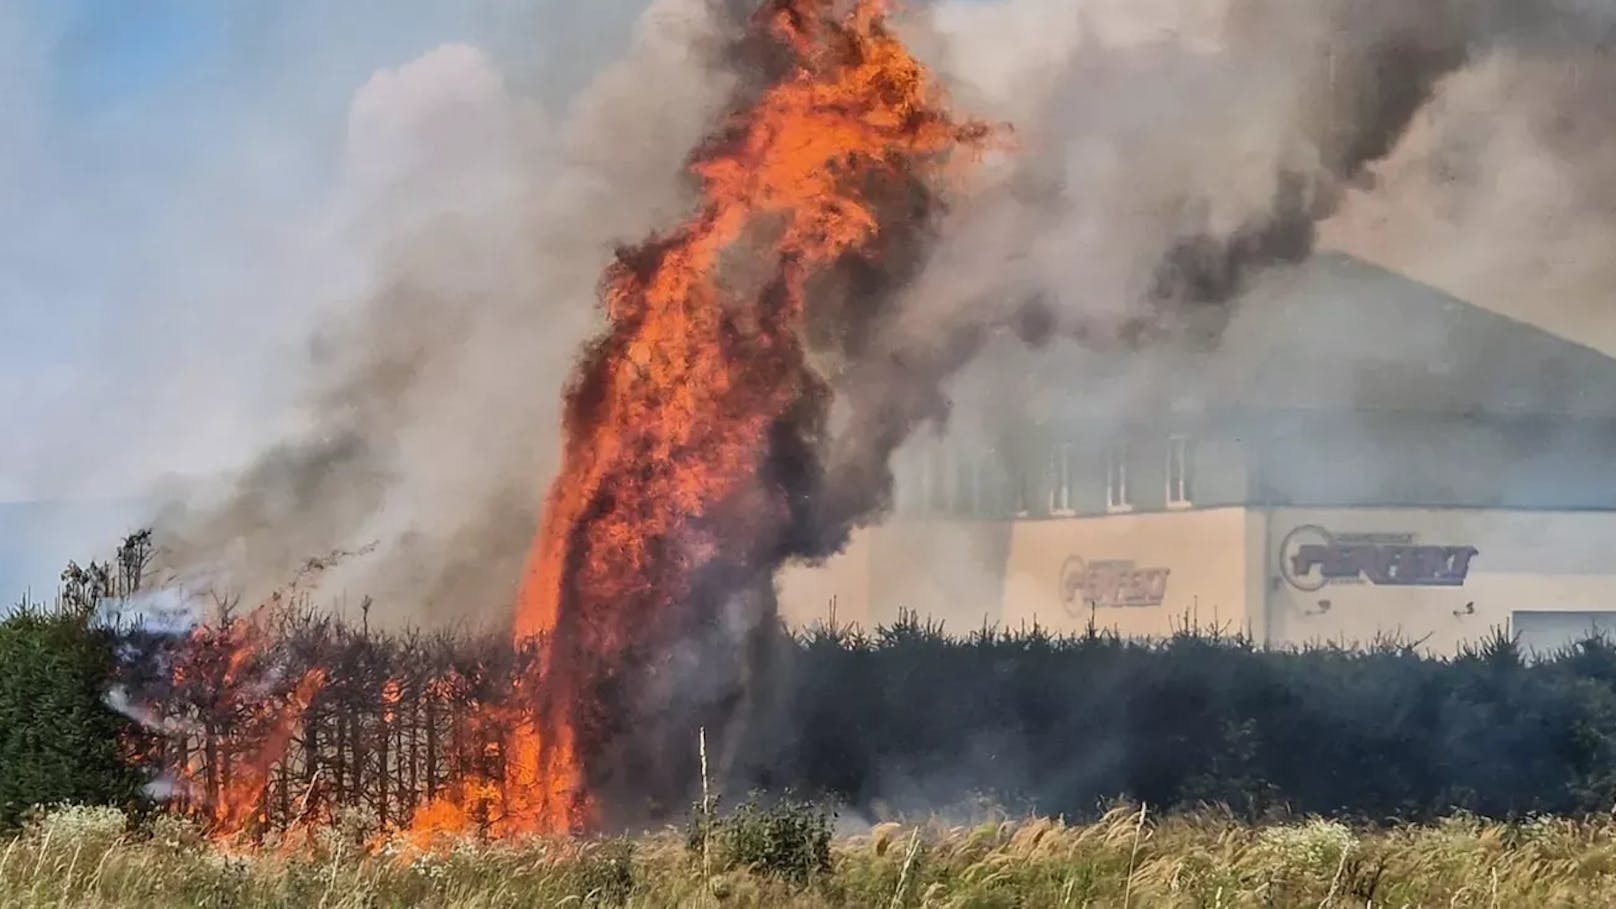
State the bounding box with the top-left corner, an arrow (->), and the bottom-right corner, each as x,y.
139,0 -> 1616,643
29,0 -> 1614,833
771,0 -> 1616,585
1322,46 -> 1616,351
155,0 -> 745,625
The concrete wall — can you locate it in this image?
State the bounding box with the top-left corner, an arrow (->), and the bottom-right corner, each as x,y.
777,507 -> 1261,640
1001,508 -> 1257,637
779,505 -> 1616,655
776,521 -> 1015,634
776,530 -> 875,629
1266,507 -> 1616,654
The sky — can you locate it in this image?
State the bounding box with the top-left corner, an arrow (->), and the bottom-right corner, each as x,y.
6,2 -> 396,501
0,0 -> 650,501
0,0 -> 654,595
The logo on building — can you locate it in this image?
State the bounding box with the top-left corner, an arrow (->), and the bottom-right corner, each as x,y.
1278,525 -> 1478,592
1060,556 -> 1171,612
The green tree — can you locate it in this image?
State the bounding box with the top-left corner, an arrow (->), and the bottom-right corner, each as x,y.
0,591 -> 146,829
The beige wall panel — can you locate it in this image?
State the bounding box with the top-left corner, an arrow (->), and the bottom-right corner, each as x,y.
1268,508 -> 1616,654
776,530 -> 874,629
1001,508 -> 1254,637
863,521 -> 1015,633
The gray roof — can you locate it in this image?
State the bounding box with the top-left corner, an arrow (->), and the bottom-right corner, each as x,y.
1205,253 -> 1616,420
978,253 -> 1616,425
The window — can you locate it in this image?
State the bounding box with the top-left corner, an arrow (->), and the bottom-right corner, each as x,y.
925,446 -> 950,516
976,453 -> 1003,518
955,453 -> 978,516
896,449 -> 924,515
1049,444 -> 1076,515
1106,442 -> 1132,512
1166,436 -> 1194,508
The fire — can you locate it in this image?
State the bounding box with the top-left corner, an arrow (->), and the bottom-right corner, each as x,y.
122,0 -> 990,845
162,608 -> 328,839
401,663 -> 576,840
504,0 -> 991,832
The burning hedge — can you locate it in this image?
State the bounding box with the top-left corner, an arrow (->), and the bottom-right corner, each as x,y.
60,602 -> 1616,842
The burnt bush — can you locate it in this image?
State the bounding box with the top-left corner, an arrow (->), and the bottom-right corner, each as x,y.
39,606 -> 1616,830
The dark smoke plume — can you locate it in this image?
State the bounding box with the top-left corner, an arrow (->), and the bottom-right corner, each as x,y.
781,0 -> 1616,568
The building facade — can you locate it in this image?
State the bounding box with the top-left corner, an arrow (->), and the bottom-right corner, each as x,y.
778,255 -> 1616,655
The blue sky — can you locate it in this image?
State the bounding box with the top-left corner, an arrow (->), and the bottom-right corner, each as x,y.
1,0 -> 648,496
0,0 -> 651,595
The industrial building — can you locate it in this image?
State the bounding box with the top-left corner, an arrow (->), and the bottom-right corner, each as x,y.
779,253 -> 1616,655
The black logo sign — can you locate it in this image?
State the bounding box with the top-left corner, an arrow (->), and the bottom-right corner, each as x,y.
1279,525 -> 1478,592
1061,556 -> 1171,612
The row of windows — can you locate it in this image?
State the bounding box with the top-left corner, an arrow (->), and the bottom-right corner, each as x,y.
910,448 -> 1022,517
900,437 -> 1195,519
1053,437 -> 1195,513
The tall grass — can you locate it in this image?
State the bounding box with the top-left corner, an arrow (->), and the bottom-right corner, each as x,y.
9,803 -> 1616,907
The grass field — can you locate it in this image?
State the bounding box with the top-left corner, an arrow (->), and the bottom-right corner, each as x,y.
8,804 -> 1616,907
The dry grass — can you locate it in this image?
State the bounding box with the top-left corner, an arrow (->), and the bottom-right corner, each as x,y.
8,804 -> 1616,907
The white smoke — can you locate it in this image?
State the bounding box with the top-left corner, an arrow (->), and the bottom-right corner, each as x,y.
154,0 -> 741,626
93,586 -> 203,637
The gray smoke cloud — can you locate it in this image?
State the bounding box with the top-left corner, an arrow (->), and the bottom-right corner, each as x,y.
1323,45 -> 1616,350
913,0 -> 1615,342
787,0 -> 1616,565
156,0 -> 746,626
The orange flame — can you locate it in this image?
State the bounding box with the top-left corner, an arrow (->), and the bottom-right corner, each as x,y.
164,608 -> 329,840
208,667 -> 327,835
500,0 -> 991,833
139,0 -> 990,846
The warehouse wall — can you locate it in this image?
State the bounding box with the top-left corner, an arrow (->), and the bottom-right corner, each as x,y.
777,507 -> 1261,639
1267,507 -> 1616,654
1000,507 -> 1258,637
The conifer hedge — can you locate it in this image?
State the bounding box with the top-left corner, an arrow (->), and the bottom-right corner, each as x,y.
0,601 -> 145,829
